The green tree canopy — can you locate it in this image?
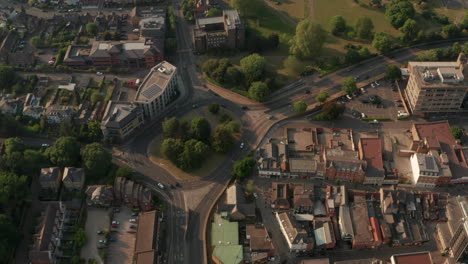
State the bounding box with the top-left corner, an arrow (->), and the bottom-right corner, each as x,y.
0,65 -> 17,92
451,125 -> 464,139
0,171 -> 28,215
322,101 -> 345,120
46,137 -> 81,167
283,56 -> 305,76
207,8 -> 222,17
240,53 -> 266,85
342,77 -> 357,94
293,100 -> 307,114
212,125 -> 235,153
443,24 -> 461,39
372,32 -> 393,54
226,120 -> 241,133
23,149 -> 48,176
178,139 -> 209,171
86,22 -> 98,36
161,138 -> 184,164
248,81 -> 269,102
81,143 -> 112,179
209,104 -> 220,114
460,11 -> 468,30
231,0 -> 263,17
0,214 -> 20,260
355,17 -> 374,39
399,18 -> 418,42
4,137 -> 25,155
75,227 -> 87,248
225,67 -> 243,86
162,117 -> 180,138
115,166 -> 133,179
385,0 -> 416,28
385,64 -> 402,81
330,15 -> 347,35
30,36 -> 44,48
233,157 -> 256,181
290,19 -> 327,59
189,117 -> 211,142
316,91 -> 329,103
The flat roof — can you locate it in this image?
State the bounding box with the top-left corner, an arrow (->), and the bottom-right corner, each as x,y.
101,101 -> 141,129
391,251 -> 432,264
360,138 -> 384,178
134,61 -> 177,103
350,196 -> 373,244
211,213 -> 239,247
212,245 -> 243,264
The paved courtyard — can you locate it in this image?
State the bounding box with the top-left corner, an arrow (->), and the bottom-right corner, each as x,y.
81,208 -> 110,264
107,206 -> 137,264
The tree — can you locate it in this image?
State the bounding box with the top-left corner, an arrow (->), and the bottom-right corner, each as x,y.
385,64 -> 402,81
189,117 -> 211,142
178,139 -> 209,170
87,120 -> 102,142
162,117 -> 180,138
267,33 -> 280,49
330,15 -> 346,35
460,11 -> 468,30
399,18 -> 418,42
345,49 -> 361,64
82,143 -> 112,179
212,125 -> 235,153
233,157 -> 256,181
231,0 -> 262,17
75,228 -> 87,248
0,172 -> 28,215
225,67 -> 243,86
385,0 -> 416,28
293,100 -> 307,114
90,90 -> 103,105
103,31 -> 112,40
246,180 -> 255,193
240,53 -> 266,85
30,36 -> 43,48
202,59 -> 219,74
322,101 -> 345,120
226,121 -> 241,133
372,32 -> 393,54
290,19 -> 327,59
443,24 -> 461,39
316,91 -> 329,103
115,166 -> 133,179
161,138 -> 184,164
207,8 -> 222,17
113,31 -> 120,40
342,77 -> 357,94
209,104 -> 220,114
416,48 -> 442,61
46,137 -> 80,167
0,66 -> 17,92
451,125 -> 464,139
283,56 -> 305,75
86,22 -> 98,36
0,214 -> 19,260
248,81 -> 269,102
4,137 -> 25,155
23,149 -> 48,176
355,17 -> 374,39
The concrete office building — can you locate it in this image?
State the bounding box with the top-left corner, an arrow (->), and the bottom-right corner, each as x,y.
193,10 -> 244,52
101,101 -> 144,140
404,53 -> 468,115
134,61 -> 177,120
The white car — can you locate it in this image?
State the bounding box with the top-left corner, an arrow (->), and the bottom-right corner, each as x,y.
371,83 -> 376,88
41,143 -> 50,147
157,183 -> 164,189
361,113 -> 367,118
346,94 -> 352,100
112,220 -> 119,225
96,72 -> 103,76
240,142 -> 244,149
360,87 -> 366,93
129,218 -> 136,223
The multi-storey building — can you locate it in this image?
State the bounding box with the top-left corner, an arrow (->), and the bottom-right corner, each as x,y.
101,101 -> 144,140
276,212 -> 314,252
134,61 -> 177,120
359,137 -> 385,185
193,10 -> 245,52
63,39 -> 163,69
437,196 -> 468,261
404,53 -> 468,115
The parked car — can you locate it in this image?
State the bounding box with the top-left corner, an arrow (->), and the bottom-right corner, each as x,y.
97,230 -> 104,235
132,212 -> 139,217
129,218 -> 137,223
129,225 -> 137,229
109,238 -> 117,242
157,182 -> 165,189
241,106 -> 249,110
361,113 -> 367,118
346,94 -> 352,100
360,99 -> 369,104
395,99 -> 402,102
41,143 -> 50,147
96,72 -> 104,76
98,239 -> 107,244
240,142 -> 244,149
360,87 -> 366,93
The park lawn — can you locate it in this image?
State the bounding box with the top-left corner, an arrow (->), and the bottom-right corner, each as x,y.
313,0 -> 401,36
149,106 -> 241,179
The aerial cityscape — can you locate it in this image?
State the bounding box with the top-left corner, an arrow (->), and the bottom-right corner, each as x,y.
0,0 -> 468,263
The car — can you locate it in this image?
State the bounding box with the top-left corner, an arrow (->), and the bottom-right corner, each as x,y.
118,7 -> 123,10
132,28 -> 139,33
241,106 -> 248,110
371,119 -> 379,124
98,239 -> 107,244
267,115 -> 274,120
48,61 -> 55,65
253,193 -> 258,199
396,103 -> 403,107
113,207 -> 120,213
109,238 -> 117,242
50,57 -> 56,61
360,87 -> 366,93
129,225 -> 137,229
346,94 -> 352,100
375,81 -> 380,86
395,99 -> 402,102
361,113 -> 367,118
18,44 -> 25,49
132,212 -> 139,217
157,182 -> 165,189
192,104 -> 198,108
360,99 -> 369,104
352,111 -> 360,117
129,218 -> 137,223
52,48 -> 58,52
112,220 -> 120,225
170,184 -> 175,189
176,182 -> 181,187
240,142 -> 244,149
41,143 -> 50,147
96,72 -> 103,76
97,230 -> 104,234
371,83 -> 376,88
305,90 -> 311,94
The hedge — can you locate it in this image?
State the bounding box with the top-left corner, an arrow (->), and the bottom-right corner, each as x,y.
397,116 -> 410,120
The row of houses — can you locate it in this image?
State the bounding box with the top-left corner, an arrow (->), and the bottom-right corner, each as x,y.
114,176 -> 154,211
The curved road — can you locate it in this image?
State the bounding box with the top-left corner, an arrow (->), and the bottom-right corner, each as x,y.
116,8 -> 468,264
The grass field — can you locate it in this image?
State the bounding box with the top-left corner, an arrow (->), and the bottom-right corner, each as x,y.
148,106 -> 240,180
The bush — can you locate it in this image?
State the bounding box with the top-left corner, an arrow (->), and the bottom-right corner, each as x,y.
208,103 -> 220,114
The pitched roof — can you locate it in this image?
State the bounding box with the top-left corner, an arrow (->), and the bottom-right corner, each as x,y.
62,167 -> 85,184
39,167 -> 61,183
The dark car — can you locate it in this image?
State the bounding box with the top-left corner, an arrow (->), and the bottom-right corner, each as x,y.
176,182 -> 181,187
241,106 -> 249,110
360,99 -> 369,104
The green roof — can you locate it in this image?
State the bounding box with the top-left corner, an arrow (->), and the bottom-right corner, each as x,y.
212,245 -> 243,264
211,213 -> 239,247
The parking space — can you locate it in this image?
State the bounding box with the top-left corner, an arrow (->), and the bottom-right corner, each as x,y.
107,206 -> 137,264
344,79 -> 405,120
81,208 -> 110,264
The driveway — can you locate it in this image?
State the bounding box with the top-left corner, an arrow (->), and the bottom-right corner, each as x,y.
81,208 -> 110,264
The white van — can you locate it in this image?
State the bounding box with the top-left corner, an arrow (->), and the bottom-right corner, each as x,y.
397,112 -> 409,117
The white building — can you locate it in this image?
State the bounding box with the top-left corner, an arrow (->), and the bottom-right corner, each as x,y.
134,61 -> 178,120
275,212 -> 313,252
409,151 -> 452,188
